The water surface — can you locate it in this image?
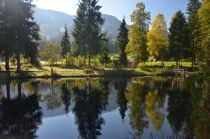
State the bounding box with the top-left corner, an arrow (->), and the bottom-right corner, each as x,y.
0,77 -> 209,139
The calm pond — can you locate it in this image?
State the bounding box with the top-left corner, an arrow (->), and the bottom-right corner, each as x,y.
0,77 -> 209,139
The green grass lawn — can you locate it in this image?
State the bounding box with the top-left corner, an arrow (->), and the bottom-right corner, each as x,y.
139,61 -> 192,68
0,61 -> 196,79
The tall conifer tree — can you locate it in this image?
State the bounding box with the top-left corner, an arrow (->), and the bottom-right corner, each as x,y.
72,0 -> 87,62
169,11 -> 189,69
99,33 -> 110,66
72,0 -> 104,67
11,0 -> 40,72
61,25 -> 71,58
0,0 -> 14,72
116,18 -> 128,66
187,0 -> 201,69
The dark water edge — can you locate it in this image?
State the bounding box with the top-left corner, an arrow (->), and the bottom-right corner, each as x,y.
0,76 -> 209,139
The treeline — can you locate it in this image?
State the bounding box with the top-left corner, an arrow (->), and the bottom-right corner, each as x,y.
122,0 -> 209,70
0,0 -> 209,73
65,0 -> 210,70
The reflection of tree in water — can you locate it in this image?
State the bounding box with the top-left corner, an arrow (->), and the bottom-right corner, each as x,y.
44,80 -> 62,110
23,81 -> 40,95
114,79 -> 128,120
0,85 -> 3,99
167,78 -> 192,134
145,90 -> 165,131
204,80 -> 210,113
186,78 -> 210,139
0,82 -> 42,139
99,80 -> 110,109
167,78 -> 210,138
60,83 -> 71,113
73,81 -> 109,139
125,79 -> 149,137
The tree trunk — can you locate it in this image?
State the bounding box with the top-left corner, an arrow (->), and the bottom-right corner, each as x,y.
5,54 -> 11,78
66,56 -> 68,66
88,54 -> 91,68
176,60 -> 178,69
178,60 -> 180,70
83,43 -> 87,67
50,65 -> 53,76
161,55 -> 164,68
180,59 -> 182,68
84,55 -> 86,67
5,54 -> 10,72
161,61 -> 164,68
192,57 -> 195,71
176,60 -> 181,70
16,53 -> 21,73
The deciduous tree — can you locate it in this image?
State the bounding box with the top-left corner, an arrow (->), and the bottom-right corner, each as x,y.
43,42 -> 61,66
197,0 -> 210,70
126,2 -> 150,65
147,14 -> 168,64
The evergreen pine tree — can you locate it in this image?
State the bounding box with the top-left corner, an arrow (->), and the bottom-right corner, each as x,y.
72,0 -> 87,61
187,0 -> 201,69
169,11 -> 189,69
0,0 -> 14,72
61,25 -> 71,58
72,0 -> 104,67
116,18 -> 129,66
12,0 -> 40,72
99,33 -> 110,66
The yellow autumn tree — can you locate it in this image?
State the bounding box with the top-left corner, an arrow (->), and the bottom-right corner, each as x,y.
147,14 -> 168,63
145,90 -> 165,131
125,79 -> 148,137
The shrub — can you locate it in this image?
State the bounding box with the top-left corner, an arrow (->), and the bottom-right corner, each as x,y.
111,56 -> 121,68
74,55 -> 85,67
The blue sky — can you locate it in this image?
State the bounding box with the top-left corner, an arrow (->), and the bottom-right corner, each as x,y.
33,0 -> 189,26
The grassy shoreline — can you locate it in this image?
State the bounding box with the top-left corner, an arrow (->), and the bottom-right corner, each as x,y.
0,61 -> 199,80
0,69 -> 151,79
0,67 -> 197,81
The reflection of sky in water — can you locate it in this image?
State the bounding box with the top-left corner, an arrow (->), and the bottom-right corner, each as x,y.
36,102 -> 174,139
36,112 -> 77,139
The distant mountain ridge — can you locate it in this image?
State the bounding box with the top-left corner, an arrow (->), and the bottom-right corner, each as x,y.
33,8 -> 123,52
33,8 -> 122,40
